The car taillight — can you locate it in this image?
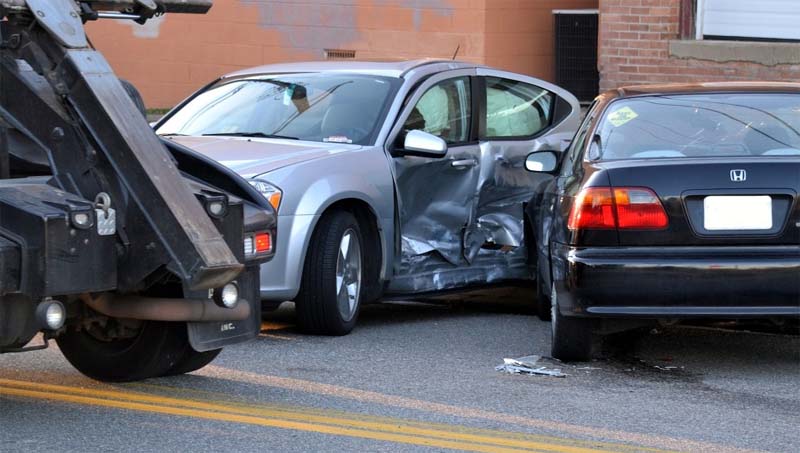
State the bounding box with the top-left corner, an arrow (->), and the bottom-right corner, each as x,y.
614,187 -> 669,229
244,231 -> 273,258
568,187 -> 668,230
568,187 -> 616,230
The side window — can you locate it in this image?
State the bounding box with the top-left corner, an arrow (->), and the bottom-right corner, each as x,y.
483,77 -> 554,139
403,77 -> 471,145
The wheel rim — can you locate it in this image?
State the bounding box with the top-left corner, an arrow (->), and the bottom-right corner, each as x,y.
335,228 -> 362,322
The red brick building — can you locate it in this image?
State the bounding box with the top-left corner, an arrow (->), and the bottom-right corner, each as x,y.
598,0 -> 800,91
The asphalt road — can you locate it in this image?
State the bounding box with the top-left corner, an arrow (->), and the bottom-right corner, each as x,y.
1,295 -> 799,453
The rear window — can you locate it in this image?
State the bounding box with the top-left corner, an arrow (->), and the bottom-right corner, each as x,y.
590,93 -> 800,160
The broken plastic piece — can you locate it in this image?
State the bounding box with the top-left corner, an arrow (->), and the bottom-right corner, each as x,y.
495,355 -> 567,378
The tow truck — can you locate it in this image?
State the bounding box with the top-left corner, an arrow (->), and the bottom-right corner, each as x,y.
0,0 -> 276,381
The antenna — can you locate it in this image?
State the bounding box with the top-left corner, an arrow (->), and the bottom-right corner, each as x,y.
452,44 -> 460,60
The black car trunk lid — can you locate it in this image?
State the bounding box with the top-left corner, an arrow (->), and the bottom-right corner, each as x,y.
602,158 -> 800,246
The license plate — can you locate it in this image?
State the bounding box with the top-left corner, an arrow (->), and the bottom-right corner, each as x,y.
703,196 -> 772,231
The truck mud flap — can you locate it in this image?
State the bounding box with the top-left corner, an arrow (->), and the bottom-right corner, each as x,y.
187,266 -> 261,352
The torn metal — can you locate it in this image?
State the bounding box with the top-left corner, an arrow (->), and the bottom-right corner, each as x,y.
495,355 -> 567,378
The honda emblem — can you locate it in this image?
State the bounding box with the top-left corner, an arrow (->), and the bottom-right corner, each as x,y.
730,169 -> 746,182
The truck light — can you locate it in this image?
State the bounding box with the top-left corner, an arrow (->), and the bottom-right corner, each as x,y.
36,299 -> 65,330
214,282 -> 239,308
244,231 -> 272,258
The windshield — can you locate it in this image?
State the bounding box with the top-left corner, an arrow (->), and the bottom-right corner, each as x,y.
157,73 -> 399,146
590,93 -> 800,160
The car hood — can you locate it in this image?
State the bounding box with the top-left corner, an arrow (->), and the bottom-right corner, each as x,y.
166,135 -> 361,178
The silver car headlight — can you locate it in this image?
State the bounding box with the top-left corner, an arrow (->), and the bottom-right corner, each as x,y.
249,179 -> 282,212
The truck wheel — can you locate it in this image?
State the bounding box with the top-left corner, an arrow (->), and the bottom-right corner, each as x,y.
550,283 -> 593,361
164,348 -> 221,376
295,210 -> 363,336
163,329 -> 222,376
57,320 -> 187,382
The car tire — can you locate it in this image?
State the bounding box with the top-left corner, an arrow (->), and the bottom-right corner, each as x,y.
57,320 -> 187,382
550,283 -> 593,362
295,210 -> 363,336
535,266 -> 552,321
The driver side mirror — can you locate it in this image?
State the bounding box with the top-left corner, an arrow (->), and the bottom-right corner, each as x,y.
525,150 -> 560,173
401,130 -> 448,158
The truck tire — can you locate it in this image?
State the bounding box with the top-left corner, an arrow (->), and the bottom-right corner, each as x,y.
550,283 -> 593,362
163,329 -> 222,376
57,320 -> 187,382
295,210 -> 363,336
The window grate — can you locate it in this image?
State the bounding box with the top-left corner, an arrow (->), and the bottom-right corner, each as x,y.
324,49 -> 356,60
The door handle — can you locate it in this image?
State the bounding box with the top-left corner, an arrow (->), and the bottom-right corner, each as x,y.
451,159 -> 477,169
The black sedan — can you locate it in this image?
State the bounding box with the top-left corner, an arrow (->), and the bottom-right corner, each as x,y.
525,83 -> 800,361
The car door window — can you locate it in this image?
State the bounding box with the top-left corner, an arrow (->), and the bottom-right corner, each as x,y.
403,77 -> 471,145
483,77 -> 554,139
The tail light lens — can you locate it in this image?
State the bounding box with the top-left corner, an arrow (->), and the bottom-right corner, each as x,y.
244,231 -> 273,258
568,187 -> 668,230
614,188 -> 669,229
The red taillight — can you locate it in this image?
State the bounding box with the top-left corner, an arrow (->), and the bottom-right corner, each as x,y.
245,231 -> 273,258
614,188 -> 669,229
568,187 -> 616,230
254,232 -> 272,254
568,187 -> 668,230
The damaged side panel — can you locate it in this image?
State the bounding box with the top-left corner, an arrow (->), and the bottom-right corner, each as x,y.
387,69 -> 579,295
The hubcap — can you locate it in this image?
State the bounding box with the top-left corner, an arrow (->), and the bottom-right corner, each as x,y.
335,228 -> 362,322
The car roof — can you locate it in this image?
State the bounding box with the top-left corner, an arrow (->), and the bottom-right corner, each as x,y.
613,81 -> 800,98
221,59 -> 477,79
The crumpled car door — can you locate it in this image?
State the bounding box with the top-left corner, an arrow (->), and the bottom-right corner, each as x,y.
386,69 -> 481,283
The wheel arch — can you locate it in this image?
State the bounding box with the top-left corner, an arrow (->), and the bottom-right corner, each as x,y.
304,195 -> 388,304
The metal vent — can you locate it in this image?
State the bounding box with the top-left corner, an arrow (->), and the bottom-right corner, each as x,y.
324,49 -> 356,60
554,10 -> 599,103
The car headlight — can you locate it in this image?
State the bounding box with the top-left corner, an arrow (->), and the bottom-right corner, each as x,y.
249,179 -> 282,211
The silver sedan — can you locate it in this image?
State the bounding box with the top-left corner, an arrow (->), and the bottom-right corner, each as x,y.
156,60 -> 580,335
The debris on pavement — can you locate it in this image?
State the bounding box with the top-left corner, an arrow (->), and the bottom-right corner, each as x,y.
495,355 -> 567,378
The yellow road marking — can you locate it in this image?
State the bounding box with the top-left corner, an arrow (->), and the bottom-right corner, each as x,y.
131,382 -> 661,453
0,379 -> 635,453
197,366 -> 749,453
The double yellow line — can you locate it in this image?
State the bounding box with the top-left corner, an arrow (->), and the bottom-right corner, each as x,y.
0,378 -> 649,453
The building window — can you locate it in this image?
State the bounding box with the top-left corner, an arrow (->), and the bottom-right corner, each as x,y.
695,0 -> 800,42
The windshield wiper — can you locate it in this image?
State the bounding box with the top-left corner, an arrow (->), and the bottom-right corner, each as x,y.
202,132 -> 299,140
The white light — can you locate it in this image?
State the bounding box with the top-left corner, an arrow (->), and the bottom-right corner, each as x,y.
220,283 -> 239,308
208,201 -> 225,216
243,236 -> 254,256
72,212 -> 91,227
45,302 -> 65,329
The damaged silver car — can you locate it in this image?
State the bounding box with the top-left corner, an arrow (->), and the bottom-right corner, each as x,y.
156,60 -> 580,335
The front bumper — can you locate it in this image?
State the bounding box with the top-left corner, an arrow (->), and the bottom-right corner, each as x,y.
551,243 -> 800,318
259,214 -> 319,302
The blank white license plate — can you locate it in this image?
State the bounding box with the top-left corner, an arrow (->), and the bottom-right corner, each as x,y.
703,196 -> 772,231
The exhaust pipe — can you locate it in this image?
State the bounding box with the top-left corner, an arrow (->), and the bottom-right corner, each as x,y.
81,293 -> 250,322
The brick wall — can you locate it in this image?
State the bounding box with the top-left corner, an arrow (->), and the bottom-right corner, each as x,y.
598,0 -> 800,91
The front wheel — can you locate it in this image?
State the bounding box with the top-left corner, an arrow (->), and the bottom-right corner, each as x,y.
57,319 -> 188,382
550,283 -> 594,361
295,210 -> 364,336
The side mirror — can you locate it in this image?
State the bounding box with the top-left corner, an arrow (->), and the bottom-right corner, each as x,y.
525,151 -> 559,173
402,130 -> 448,158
